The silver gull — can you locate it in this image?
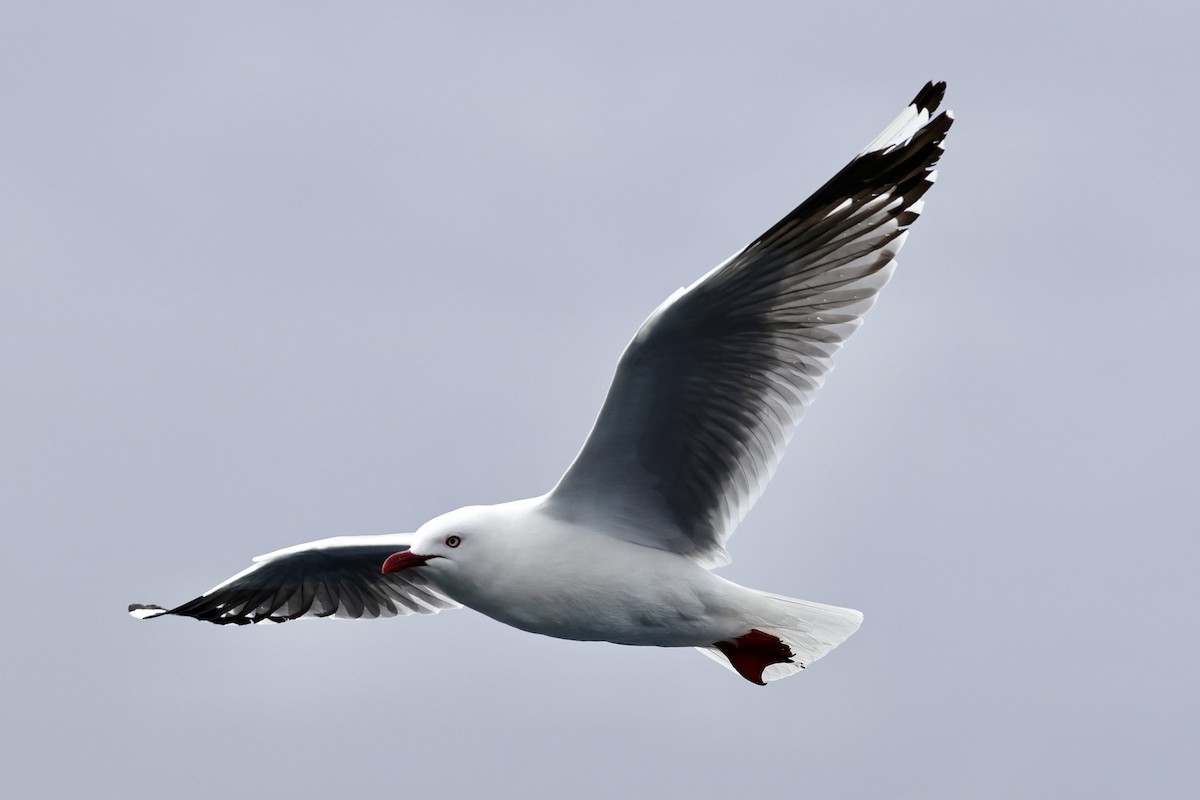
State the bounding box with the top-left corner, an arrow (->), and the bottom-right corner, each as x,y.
130,82 -> 953,685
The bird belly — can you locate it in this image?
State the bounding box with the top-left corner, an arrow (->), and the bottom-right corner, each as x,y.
447,543 -> 759,647
472,587 -> 724,646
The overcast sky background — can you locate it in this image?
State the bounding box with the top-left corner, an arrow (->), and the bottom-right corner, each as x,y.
3,2 -> 1198,798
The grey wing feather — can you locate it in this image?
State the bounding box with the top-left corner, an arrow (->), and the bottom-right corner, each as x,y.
128,535 -> 460,625
546,82 -> 953,567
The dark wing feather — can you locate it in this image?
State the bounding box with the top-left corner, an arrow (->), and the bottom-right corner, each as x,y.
546,83 -> 953,567
128,535 -> 459,625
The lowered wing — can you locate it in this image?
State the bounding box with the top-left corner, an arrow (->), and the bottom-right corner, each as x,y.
129,534 -> 460,625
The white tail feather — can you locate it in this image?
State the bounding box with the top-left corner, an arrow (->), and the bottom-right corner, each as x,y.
699,592 -> 863,682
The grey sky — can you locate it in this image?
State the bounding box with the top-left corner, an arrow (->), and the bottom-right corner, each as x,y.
3,2 -> 1197,798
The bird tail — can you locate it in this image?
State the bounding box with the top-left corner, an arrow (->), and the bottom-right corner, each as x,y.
698,592 -> 863,683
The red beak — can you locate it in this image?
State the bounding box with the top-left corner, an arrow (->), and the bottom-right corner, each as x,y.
381,551 -> 436,574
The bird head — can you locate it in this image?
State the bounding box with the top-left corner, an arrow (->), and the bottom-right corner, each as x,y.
381,506 -> 484,577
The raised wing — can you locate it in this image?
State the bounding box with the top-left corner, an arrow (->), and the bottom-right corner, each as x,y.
128,535 -> 460,625
546,82 -> 953,567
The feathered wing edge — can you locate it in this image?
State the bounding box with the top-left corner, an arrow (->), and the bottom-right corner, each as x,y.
548,82 -> 953,567
677,81 -> 955,565
127,535 -> 460,625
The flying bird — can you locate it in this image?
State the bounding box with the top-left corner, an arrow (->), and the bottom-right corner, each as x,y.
130,82 -> 953,685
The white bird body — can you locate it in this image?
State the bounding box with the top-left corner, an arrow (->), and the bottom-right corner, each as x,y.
411,498 -> 789,648
130,83 -> 953,685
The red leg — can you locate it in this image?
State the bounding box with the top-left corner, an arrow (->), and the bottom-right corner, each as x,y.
713,629 -> 797,685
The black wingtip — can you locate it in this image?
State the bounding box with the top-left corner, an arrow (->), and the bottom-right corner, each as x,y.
910,81 -> 948,115
128,603 -> 169,620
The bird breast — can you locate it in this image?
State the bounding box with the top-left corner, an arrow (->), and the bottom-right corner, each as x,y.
442,516 -> 755,647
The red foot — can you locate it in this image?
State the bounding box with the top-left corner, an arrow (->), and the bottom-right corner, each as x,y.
713,629 -> 796,685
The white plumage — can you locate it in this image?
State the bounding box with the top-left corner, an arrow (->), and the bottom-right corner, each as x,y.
130,83 -> 953,685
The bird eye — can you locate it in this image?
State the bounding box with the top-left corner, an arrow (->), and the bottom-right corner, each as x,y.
445,535 -> 462,548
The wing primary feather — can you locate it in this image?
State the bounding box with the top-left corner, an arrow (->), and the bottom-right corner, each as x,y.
547,84 -> 952,566
128,537 -> 460,625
